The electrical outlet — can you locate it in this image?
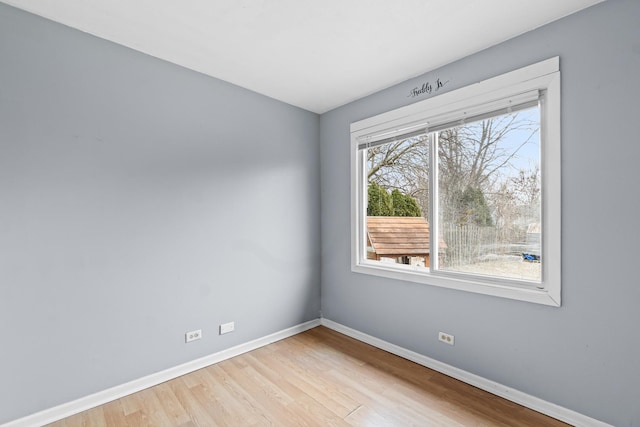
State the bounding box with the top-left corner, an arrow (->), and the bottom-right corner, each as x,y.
185,329 -> 202,343
438,332 -> 455,346
219,322 -> 235,335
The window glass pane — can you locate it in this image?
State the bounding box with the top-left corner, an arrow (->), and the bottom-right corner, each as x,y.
436,106 -> 541,282
365,135 -> 431,268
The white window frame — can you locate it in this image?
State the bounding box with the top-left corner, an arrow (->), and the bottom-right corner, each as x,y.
350,57 -> 561,306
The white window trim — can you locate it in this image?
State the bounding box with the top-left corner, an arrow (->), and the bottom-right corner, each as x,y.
350,57 -> 561,306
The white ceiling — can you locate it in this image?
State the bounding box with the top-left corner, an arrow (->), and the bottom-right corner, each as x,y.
2,0 -> 603,113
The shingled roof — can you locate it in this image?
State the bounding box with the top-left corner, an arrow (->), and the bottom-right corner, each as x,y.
366,216 -> 446,257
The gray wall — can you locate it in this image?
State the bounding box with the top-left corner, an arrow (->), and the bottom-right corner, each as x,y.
320,1 -> 640,426
0,4 -> 320,424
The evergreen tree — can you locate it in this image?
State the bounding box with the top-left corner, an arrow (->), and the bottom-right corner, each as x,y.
391,189 -> 422,217
367,182 -> 393,216
367,183 -> 422,217
459,186 -> 493,226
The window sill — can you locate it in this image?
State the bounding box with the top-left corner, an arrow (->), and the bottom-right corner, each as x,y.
352,262 -> 560,306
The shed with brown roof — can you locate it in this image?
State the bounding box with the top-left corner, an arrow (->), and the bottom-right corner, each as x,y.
366,216 -> 446,267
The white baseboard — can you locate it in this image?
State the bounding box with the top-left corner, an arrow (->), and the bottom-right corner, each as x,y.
320,318 -> 612,427
2,319 -> 321,427
5,318 -> 611,427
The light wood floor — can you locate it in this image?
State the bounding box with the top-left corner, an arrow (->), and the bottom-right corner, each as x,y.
47,326 -> 568,426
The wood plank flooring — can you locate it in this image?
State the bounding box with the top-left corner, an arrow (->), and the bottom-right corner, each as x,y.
47,326 -> 569,426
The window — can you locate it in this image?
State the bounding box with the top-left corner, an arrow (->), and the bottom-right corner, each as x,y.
351,58 -> 561,306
